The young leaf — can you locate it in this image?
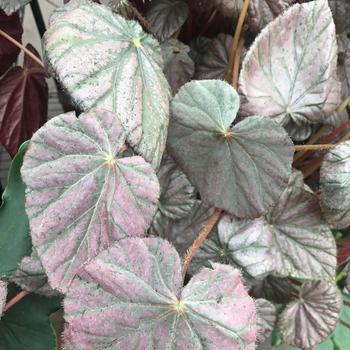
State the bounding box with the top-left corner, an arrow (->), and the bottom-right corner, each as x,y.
239,0 -> 341,125
44,1 -> 170,168
63,237 -> 257,349
0,281 -> 6,319
190,214 -> 275,280
269,171 -> 337,281
146,0 -> 189,42
150,201 -> 214,256
21,109 -> 160,292
256,298 -> 277,344
0,0 -> 30,15
156,154 -> 197,220
168,79 -> 294,218
320,141 -> 350,229
10,250 -> 58,297
161,39 -> 195,95
0,10 -> 23,75
195,34 -> 232,80
0,44 -> 48,157
278,281 -> 342,349
0,141 -> 31,278
0,284 -> 61,350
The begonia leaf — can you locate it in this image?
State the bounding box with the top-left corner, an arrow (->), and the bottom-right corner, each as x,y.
21,109 -> 160,292
63,237 -> 257,349
256,298 -> 277,344
0,281 -> 6,319
0,0 -> 30,15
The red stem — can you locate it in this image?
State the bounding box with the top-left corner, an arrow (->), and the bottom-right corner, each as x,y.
4,291 -> 29,312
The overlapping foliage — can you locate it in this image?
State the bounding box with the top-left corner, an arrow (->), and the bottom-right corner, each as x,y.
0,0 -> 350,349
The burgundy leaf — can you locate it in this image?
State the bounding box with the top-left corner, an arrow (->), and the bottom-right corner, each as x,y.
63,237 -> 257,349
279,281 -> 342,349
21,108 -> 160,292
0,10 -> 23,75
0,281 -> 6,319
0,44 -> 48,157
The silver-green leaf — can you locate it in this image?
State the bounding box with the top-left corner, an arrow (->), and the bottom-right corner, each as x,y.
0,0 -> 31,15
44,1 -> 170,168
239,0 -> 341,126
168,79 -> 294,218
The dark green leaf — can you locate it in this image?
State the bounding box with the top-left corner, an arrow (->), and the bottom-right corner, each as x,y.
0,284 -> 61,350
0,142 -> 31,278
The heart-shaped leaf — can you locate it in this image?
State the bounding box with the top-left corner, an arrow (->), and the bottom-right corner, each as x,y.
239,0 -> 341,125
320,141 -> 350,229
150,201 -> 214,256
0,44 -> 48,157
0,281 -> 6,318
156,154 -> 197,220
21,109 -> 160,292
256,298 -> 277,344
0,0 -> 30,15
146,0 -> 189,42
190,214 -> 275,280
10,250 -> 58,297
278,281 -> 342,349
0,10 -> 22,75
63,237 -> 257,349
0,141 -> 31,278
161,39 -> 195,95
168,79 -> 294,218
269,171 -> 337,281
44,1 -> 170,168
195,33 -> 232,80
0,284 -> 61,350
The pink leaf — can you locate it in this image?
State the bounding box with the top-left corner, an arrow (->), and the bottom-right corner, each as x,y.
21,108 -> 160,293
63,237 -> 257,349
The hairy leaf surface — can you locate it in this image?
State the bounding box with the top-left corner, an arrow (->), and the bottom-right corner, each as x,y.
161,39 -> 194,95
146,0 -> 189,42
0,44 -> 48,157
64,237 -> 257,349
256,298 -> 276,344
0,10 -> 22,75
239,0 -> 341,125
0,281 -> 6,318
190,214 -> 274,279
0,142 -> 31,278
320,141 -> 350,229
0,284 -> 61,350
22,109 -> 159,292
10,250 -> 58,297
279,281 -> 342,349
269,171 -> 337,280
168,79 -> 293,218
44,1 -> 170,168
0,0 -> 30,15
